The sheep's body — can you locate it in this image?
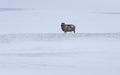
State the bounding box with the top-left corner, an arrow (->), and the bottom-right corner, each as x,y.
61,22 -> 75,33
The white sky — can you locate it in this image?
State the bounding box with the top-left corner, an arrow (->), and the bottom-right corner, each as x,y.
0,0 -> 120,33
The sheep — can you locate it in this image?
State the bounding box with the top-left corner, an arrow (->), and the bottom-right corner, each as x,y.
61,22 -> 75,33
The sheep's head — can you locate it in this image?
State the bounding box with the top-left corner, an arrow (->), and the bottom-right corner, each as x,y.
61,22 -> 66,31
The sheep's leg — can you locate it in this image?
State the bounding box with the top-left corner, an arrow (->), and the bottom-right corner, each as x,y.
73,30 -> 75,33
64,31 -> 67,34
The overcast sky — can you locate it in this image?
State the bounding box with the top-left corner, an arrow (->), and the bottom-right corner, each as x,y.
0,0 -> 119,10
0,0 -> 120,33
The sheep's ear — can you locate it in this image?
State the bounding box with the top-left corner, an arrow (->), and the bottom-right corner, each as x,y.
61,22 -> 65,24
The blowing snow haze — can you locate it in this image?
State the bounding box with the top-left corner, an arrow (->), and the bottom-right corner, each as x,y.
1,0 -> 120,75
0,0 -> 120,33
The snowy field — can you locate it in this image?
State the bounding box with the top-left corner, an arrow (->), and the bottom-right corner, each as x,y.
0,0 -> 120,75
0,33 -> 120,75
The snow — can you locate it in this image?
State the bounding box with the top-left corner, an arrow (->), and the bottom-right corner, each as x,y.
0,0 -> 120,75
0,33 -> 120,75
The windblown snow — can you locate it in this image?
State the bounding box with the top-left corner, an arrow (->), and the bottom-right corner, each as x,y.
0,33 -> 120,75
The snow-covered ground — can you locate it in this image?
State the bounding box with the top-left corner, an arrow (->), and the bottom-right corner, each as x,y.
0,0 -> 120,75
0,33 -> 120,75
